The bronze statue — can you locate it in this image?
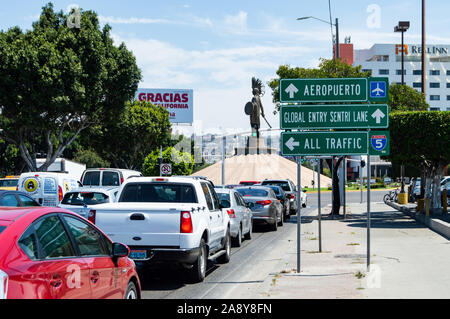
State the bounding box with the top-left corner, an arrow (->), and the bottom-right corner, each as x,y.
244,77 -> 271,139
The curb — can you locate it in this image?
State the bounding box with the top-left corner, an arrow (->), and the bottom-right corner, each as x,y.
385,201 -> 450,240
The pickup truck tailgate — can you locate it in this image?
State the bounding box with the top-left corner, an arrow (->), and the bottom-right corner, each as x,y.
95,203 -> 196,247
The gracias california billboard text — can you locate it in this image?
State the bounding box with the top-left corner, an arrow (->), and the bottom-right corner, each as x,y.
136,88 -> 194,124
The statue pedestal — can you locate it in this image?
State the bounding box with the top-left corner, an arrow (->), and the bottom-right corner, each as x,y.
234,137 -> 277,155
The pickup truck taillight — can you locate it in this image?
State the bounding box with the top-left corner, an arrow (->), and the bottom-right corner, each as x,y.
287,194 -> 295,200
256,200 -> 272,206
88,210 -> 96,224
227,209 -> 236,218
180,211 -> 193,233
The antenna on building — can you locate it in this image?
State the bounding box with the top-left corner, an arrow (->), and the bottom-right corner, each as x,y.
344,36 -> 351,44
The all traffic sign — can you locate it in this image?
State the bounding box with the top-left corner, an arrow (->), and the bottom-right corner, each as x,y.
280,104 -> 389,129
279,77 -> 389,103
281,131 -> 369,156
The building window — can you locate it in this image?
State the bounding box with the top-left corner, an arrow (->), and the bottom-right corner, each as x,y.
379,69 -> 389,75
429,95 -> 440,101
447,107 -> 450,111
447,83 -> 450,88
413,70 -> 422,75
430,107 -> 440,111
362,69 -> 372,73
447,95 -> 450,101
447,70 -> 450,76
396,69 -> 406,75
413,82 -> 422,88
430,70 -> 440,75
430,82 -> 440,88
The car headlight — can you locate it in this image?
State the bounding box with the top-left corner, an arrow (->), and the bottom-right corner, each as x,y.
0,269 -> 8,299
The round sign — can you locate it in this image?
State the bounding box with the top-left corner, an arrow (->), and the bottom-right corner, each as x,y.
161,164 -> 172,175
24,178 -> 38,193
244,102 -> 253,115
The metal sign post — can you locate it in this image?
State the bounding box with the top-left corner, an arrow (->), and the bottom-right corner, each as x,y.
222,136 -> 226,185
297,156 -> 302,273
367,152 -> 371,271
318,159 -> 322,253
343,157 -> 347,220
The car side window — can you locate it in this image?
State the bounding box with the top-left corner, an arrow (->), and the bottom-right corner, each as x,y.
62,215 -> 109,256
207,183 -> 220,210
18,195 -> 39,207
34,215 -> 75,259
1,194 -> 19,207
18,226 -> 39,260
234,193 -> 243,207
201,182 -> 214,211
83,171 -> 100,186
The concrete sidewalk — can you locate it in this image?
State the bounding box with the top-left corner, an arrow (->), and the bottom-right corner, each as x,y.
250,202 -> 450,299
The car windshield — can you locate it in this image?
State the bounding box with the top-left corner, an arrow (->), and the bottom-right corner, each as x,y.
0,179 -> 18,187
236,188 -> 269,197
120,183 -> 198,203
61,192 -> 109,206
0,226 -> 6,235
83,171 -> 100,186
261,181 -> 290,192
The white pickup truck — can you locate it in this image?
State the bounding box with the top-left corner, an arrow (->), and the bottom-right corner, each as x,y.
89,176 -> 231,282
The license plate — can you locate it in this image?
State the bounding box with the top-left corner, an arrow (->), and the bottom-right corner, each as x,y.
129,250 -> 147,260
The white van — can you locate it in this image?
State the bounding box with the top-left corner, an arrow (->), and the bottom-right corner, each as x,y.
17,172 -> 80,206
80,168 -> 143,188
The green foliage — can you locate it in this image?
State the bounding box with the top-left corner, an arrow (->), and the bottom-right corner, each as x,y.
323,168 -> 332,178
73,148 -> 110,169
83,101 -> 171,170
269,58 -> 371,111
387,111 -> 450,173
142,147 -> 194,177
388,84 -> 429,112
0,3 -> 141,171
0,139 -> 23,176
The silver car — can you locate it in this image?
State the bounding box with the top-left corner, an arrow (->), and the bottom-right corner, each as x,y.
58,187 -> 119,218
216,188 -> 253,247
235,186 -> 283,232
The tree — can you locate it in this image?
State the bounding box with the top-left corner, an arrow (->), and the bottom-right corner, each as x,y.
0,3 -> 141,172
388,84 -> 429,112
388,111 -> 450,213
269,59 -> 371,215
73,148 -> 110,169
142,147 -> 194,177
81,101 -> 171,171
0,139 -> 24,176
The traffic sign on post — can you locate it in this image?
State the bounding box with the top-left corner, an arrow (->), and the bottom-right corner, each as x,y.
281,131 -> 369,156
369,131 -> 390,156
279,77 -> 389,103
160,163 -> 172,176
280,104 -> 389,129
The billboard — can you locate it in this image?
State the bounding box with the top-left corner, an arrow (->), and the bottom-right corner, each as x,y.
135,88 -> 193,124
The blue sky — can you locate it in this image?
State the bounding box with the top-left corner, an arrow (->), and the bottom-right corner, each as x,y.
1,0 -> 450,134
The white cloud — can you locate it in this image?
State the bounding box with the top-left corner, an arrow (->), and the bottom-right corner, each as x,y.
224,11 -> 248,34
99,16 -> 174,25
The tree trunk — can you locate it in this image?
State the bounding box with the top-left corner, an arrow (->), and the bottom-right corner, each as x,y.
431,164 -> 445,214
326,156 -> 344,215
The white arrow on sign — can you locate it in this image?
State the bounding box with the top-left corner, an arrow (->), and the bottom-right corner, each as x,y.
285,137 -> 300,151
371,108 -> 385,124
285,83 -> 299,99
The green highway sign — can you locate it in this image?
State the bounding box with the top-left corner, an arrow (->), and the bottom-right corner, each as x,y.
369,131 -> 390,156
279,77 -> 389,103
281,131 -> 369,156
280,104 -> 389,129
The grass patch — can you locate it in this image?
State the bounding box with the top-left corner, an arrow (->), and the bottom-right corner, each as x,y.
347,243 -> 360,246
355,271 -> 366,279
309,237 -> 318,241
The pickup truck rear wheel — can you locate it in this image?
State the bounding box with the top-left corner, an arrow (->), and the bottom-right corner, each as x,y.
217,229 -> 231,264
188,239 -> 207,283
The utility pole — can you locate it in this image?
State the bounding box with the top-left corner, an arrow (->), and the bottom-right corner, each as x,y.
422,0 -> 426,96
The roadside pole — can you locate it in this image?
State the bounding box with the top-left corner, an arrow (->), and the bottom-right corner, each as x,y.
297,156 -> 302,273
343,157 -> 347,219
360,156 -> 363,204
367,149 -> 371,271
222,136 -> 226,185
318,159 -> 322,252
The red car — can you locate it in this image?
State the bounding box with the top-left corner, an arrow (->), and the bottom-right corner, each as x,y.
0,207 -> 141,299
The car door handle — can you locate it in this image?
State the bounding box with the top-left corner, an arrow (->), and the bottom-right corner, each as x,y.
91,271 -> 100,284
130,213 -> 145,221
50,273 -> 62,288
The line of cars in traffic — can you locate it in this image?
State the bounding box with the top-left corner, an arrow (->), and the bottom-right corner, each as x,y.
0,168 -> 307,299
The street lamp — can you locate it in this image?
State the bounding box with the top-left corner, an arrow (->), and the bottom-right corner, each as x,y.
297,16 -> 340,59
394,21 -> 410,85
394,21 -> 409,196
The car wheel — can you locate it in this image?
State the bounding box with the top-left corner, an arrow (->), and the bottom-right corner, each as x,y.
232,225 -> 242,247
189,238 -> 207,283
244,220 -> 252,240
217,229 -> 231,264
270,219 -> 278,231
278,212 -> 284,227
124,281 -> 139,299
